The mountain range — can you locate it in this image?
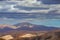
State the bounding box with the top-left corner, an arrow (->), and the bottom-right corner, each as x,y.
0,22 -> 60,33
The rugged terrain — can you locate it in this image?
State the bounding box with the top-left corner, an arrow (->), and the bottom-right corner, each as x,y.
0,22 -> 60,40
0,30 -> 60,40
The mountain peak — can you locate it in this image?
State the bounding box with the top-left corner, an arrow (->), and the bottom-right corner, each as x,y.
14,22 -> 33,26
21,22 -> 31,24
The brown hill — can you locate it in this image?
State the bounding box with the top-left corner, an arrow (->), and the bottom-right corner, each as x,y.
0,30 -> 60,40
40,30 -> 60,40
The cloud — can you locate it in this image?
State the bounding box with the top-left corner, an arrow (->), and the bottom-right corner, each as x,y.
38,0 -> 60,4
0,1 -> 60,14
0,1 -> 48,13
0,17 -> 15,21
1,0 -> 60,4
48,5 -> 60,14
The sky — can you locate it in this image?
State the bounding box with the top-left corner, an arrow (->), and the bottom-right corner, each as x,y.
0,0 -> 60,27
0,0 -> 60,13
